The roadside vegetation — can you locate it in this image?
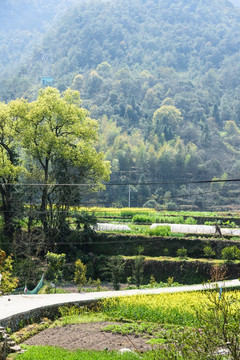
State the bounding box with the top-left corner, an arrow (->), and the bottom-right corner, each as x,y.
9,287 -> 240,359
13,346 -> 141,360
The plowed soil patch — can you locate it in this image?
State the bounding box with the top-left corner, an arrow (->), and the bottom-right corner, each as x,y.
24,321 -> 153,352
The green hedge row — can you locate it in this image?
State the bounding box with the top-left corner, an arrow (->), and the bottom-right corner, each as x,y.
132,214 -> 197,225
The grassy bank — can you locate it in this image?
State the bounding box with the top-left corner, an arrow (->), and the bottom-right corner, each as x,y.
14,346 -> 142,360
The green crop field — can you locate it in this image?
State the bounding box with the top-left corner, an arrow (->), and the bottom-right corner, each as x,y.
13,289 -> 240,359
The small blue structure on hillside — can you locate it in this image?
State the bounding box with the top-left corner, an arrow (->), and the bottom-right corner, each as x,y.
41,76 -> 54,87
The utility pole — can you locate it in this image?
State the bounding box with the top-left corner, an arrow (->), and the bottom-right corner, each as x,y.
128,185 -> 131,208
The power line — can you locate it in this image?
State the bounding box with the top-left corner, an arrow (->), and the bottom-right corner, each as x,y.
0,190 -> 225,213
0,236 -> 220,246
0,177 -> 240,186
0,186 -> 238,213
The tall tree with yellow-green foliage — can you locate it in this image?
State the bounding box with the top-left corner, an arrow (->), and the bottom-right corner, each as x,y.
19,87 -> 110,237
0,100 -> 26,243
0,87 -> 111,247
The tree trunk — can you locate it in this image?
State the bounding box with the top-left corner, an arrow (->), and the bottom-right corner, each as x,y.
40,159 -> 49,234
0,184 -> 15,247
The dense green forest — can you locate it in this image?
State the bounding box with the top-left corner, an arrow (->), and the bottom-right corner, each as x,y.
1,0 -> 240,210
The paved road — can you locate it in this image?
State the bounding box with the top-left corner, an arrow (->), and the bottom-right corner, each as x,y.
0,279 -> 239,323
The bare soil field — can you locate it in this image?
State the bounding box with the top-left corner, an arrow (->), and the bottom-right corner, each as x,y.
24,321 -> 153,352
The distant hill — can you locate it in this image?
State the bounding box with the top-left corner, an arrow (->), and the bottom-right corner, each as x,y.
0,0 -> 77,86
2,0 -> 240,99
0,0 -> 78,31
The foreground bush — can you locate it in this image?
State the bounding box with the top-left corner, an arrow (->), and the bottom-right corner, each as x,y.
159,289 -> 240,360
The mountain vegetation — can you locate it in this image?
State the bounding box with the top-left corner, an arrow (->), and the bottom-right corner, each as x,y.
1,0 -> 240,210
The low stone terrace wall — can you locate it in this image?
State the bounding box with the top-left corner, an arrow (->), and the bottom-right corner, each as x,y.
0,326 -> 22,359
0,299 -> 98,332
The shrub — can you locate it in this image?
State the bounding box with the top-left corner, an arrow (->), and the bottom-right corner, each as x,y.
121,209 -> 155,218
177,247 -> 188,258
153,287 -> 240,359
106,256 -> 125,290
149,275 -> 157,288
204,221 -> 212,225
203,245 -> 215,258
155,216 -> 164,223
163,248 -> 169,256
132,255 -> 145,289
171,216 -> 184,224
222,220 -> 237,228
221,246 -> 240,262
167,276 -> 174,286
132,214 -> 154,223
175,216 -> 184,224
142,199 -> 158,208
91,278 -> 101,291
0,249 -> 18,295
74,259 -> 87,291
148,225 -> 171,236
59,305 -> 84,317
166,201 -> 178,210
155,215 -> 184,224
46,252 -> 66,292
184,217 -> 197,225
40,285 -> 67,294
120,210 -> 136,218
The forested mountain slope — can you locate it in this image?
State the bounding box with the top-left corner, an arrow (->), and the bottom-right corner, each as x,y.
1,0 -> 240,210
0,0 -> 76,85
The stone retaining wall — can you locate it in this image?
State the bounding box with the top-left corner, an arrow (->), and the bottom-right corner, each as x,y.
0,326 -> 22,360
0,299 -> 97,332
